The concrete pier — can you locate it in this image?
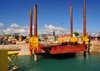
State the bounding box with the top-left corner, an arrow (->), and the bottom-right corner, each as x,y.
0,44 -> 30,55
90,41 -> 100,52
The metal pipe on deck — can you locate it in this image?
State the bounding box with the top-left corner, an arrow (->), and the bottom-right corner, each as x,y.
34,5 -> 37,61
83,1 -> 86,37
70,4 -> 73,37
30,10 -> 32,56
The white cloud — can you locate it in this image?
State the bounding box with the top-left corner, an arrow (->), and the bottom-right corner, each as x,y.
38,25 -> 69,35
40,27 -> 44,29
76,30 -> 83,33
32,26 -> 34,29
44,24 -> 67,31
10,23 -> 32,30
72,30 -> 83,34
0,23 -> 34,35
10,23 -> 19,28
1,28 -> 30,35
73,30 -> 83,33
0,24 -> 83,35
0,23 -> 5,27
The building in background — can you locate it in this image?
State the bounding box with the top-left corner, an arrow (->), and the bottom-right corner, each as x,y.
90,33 -> 100,41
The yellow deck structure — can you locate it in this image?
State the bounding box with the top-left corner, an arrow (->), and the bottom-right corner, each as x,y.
8,51 -> 19,71
29,36 -> 39,52
0,50 -> 19,71
0,50 -> 8,71
83,37 -> 88,44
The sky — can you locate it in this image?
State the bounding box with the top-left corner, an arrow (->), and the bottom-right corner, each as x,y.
0,0 -> 100,35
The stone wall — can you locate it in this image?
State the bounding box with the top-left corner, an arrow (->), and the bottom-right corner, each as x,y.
0,44 -> 30,55
90,41 -> 100,52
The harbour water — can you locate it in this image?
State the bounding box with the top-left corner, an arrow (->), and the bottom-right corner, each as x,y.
9,52 -> 100,71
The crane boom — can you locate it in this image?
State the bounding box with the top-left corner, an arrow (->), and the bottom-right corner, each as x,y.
1,30 -> 4,37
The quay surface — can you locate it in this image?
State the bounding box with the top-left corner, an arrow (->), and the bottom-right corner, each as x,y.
0,44 -> 30,55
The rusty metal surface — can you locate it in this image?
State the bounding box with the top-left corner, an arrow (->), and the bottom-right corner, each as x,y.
30,10 -> 32,37
50,45 -> 86,54
34,5 -> 37,36
64,42 -> 79,45
34,44 -> 89,54
70,4 -> 73,37
39,45 -> 59,48
83,1 -> 86,36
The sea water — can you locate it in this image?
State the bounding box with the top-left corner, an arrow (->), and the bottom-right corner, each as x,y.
9,52 -> 100,71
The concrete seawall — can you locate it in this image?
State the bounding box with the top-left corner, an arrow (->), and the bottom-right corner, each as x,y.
0,44 -> 30,55
90,41 -> 100,52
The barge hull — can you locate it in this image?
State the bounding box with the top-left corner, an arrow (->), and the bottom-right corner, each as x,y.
34,45 -> 87,54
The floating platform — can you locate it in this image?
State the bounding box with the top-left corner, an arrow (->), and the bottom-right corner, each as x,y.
34,43 -> 90,54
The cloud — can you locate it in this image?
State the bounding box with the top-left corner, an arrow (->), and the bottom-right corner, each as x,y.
32,26 -> 34,29
73,30 -> 83,34
44,25 -> 67,31
10,23 -> 19,28
40,25 -> 83,35
1,24 -> 69,35
0,24 -> 83,35
0,23 -> 5,27
40,27 -> 44,29
0,23 -> 34,35
38,25 -> 69,35
76,30 -> 83,33
1,28 -> 30,35
73,30 -> 83,33
10,23 -> 34,30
